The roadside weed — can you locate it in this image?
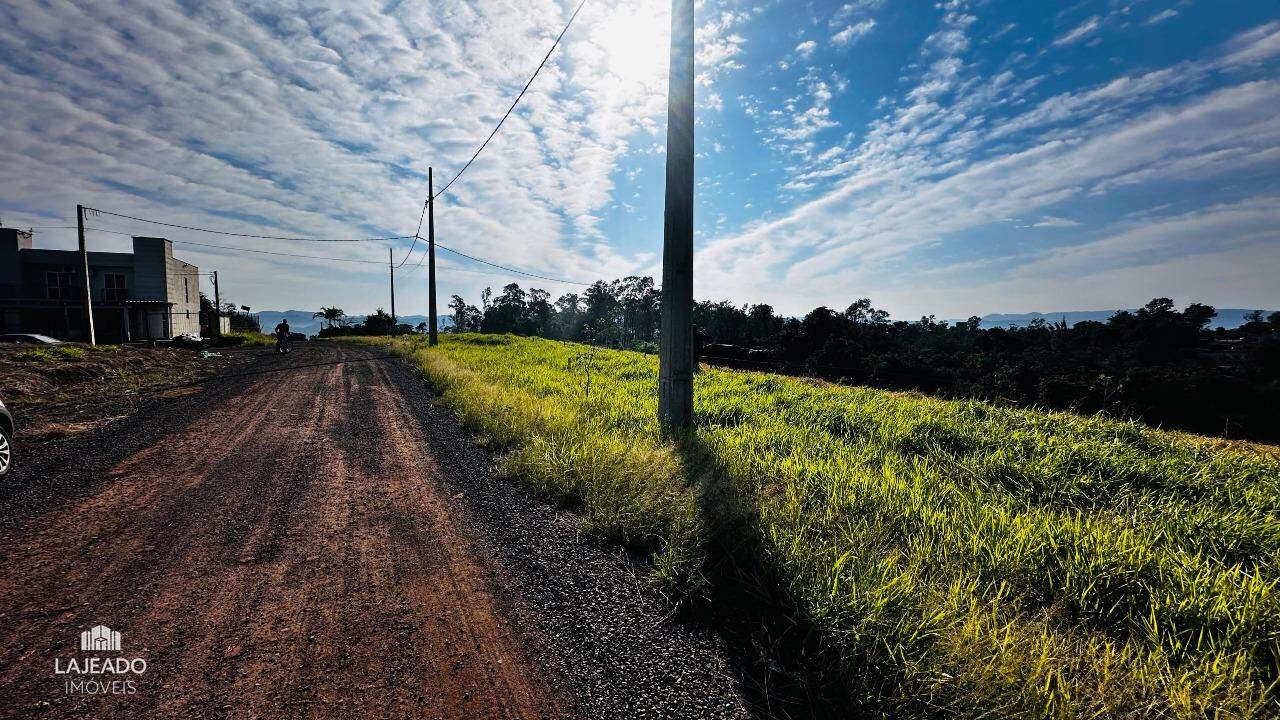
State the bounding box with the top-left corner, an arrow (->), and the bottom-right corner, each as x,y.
356,334 -> 1280,718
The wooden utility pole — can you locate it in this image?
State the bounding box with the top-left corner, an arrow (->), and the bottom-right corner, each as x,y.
658,0 -> 695,432
428,167 -> 438,346
76,204 -> 97,346
389,248 -> 397,323
211,270 -> 222,338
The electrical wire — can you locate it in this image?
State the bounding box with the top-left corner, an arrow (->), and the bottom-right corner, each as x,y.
393,201 -> 430,269
81,207 -> 415,243
37,0 -> 589,272
171,239 -> 388,265
30,226 -> 387,266
177,236 -> 580,283
432,241 -> 591,286
29,225 -> 129,234
429,0 -> 589,201
391,0 -> 590,272
36,224 -> 590,287
391,0 -> 589,276
28,0 -> 590,270
398,222 -> 591,287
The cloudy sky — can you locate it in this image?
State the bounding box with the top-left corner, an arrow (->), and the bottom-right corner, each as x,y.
1,0 -> 1277,318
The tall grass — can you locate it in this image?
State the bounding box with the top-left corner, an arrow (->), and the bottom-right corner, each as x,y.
13,345 -> 90,362
218,331 -> 274,347
358,334 -> 1280,718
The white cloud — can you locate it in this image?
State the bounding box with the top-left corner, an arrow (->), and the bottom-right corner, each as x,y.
0,0 -> 755,312
697,22 -> 1280,317
832,19 -> 876,48
1217,21 -> 1280,67
795,40 -> 817,58
2,2 -> 1274,320
1053,16 -> 1101,47
1014,198 -> 1279,279
697,10 -> 752,86
1145,9 -> 1178,26
829,0 -> 884,33
762,70 -> 844,154
1029,216 -> 1082,228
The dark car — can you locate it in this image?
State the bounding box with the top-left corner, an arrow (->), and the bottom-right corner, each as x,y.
0,398 -> 12,478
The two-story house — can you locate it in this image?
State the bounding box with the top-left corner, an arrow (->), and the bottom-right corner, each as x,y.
0,228 -> 201,343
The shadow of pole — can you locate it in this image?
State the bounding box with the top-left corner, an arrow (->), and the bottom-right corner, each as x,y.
668,430 -> 877,720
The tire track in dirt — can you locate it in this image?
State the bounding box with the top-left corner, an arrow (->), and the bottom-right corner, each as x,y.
0,345 -> 567,720
354,358 -> 556,717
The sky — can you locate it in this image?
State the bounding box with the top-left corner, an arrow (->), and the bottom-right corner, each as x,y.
1,0 -> 1277,319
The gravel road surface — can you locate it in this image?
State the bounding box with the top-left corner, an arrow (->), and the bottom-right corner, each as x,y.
0,343 -> 750,719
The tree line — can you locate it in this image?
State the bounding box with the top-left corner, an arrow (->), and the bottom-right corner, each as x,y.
411,279 -> 1280,442
312,306 -> 430,336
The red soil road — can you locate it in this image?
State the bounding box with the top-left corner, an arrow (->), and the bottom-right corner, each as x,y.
0,346 -> 569,719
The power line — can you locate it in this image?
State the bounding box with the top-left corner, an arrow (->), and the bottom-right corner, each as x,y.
33,226 -> 386,266
41,223 -> 588,286
394,201 -> 430,269
390,204 -> 429,269
47,0 -> 588,271
30,0 -> 589,271
428,0 -> 588,202
31,225 -> 127,233
82,207 -> 415,243
38,224 -> 384,263
432,241 -> 591,286
172,239 -> 388,265
164,234 -> 575,282
393,0 -> 590,269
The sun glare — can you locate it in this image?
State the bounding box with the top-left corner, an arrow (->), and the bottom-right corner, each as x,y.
592,2 -> 669,89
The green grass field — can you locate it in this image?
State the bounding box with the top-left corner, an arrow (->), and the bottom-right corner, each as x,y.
12,344 -> 91,363
356,333 -> 1279,718
218,331 -> 275,347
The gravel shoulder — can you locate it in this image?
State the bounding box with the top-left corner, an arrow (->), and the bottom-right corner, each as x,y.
0,343 -> 750,719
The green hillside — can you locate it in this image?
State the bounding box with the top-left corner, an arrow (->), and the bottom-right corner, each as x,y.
357,334 -> 1280,718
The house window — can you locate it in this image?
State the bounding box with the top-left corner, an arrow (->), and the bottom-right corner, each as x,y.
46,271 -> 73,300
183,277 -> 189,304
104,273 -> 127,303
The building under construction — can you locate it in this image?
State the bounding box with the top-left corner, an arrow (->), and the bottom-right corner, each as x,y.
0,228 -> 201,343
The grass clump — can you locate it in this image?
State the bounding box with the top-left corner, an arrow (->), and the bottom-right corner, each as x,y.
14,345 -> 89,362
358,334 -> 1280,718
217,331 -> 275,347
355,335 -> 703,583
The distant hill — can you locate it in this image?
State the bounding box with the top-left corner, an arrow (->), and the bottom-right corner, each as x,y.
961,308 -> 1274,330
259,310 -> 454,336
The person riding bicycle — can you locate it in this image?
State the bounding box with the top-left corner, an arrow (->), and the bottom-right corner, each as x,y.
274,319 -> 291,352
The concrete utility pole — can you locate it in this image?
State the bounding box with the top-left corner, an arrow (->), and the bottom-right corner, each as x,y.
389,248 -> 397,323
211,270 -> 222,338
658,0 -> 695,432
428,167 -> 438,347
76,204 -> 97,346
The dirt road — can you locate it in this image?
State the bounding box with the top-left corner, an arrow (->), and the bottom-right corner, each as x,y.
0,344 -> 707,719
